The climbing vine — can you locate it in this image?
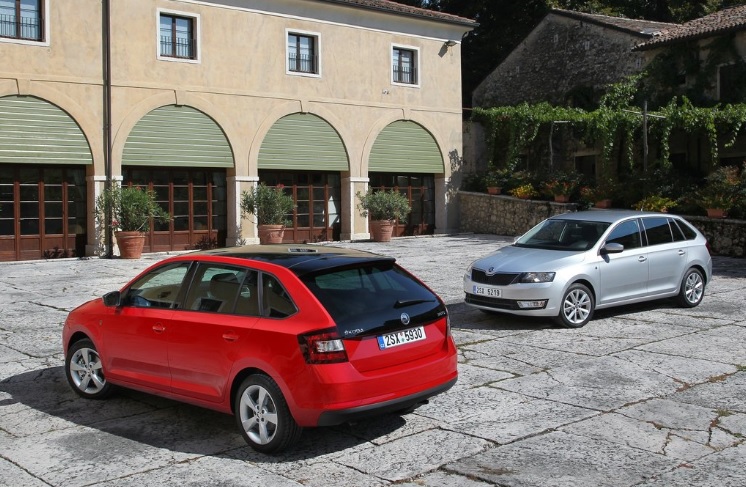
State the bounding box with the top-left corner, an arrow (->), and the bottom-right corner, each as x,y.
473,85 -> 746,173
473,36 -> 746,175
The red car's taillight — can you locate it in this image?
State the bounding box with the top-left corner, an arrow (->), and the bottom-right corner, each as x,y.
299,328 -> 348,364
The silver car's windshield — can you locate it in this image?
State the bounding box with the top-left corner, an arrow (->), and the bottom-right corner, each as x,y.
515,219 -> 610,251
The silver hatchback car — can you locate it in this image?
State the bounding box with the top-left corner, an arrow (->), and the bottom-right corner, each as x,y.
464,210 -> 713,328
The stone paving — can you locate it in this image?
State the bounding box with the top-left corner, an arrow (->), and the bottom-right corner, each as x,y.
0,234 -> 744,487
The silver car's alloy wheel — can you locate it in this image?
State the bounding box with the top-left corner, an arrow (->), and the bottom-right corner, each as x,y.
557,283 -> 594,328
684,271 -> 704,304
239,384 -> 279,446
678,268 -> 705,308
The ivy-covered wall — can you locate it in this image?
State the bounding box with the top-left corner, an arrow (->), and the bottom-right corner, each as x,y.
458,191 -> 745,257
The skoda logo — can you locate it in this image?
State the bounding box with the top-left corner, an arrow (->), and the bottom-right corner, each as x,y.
486,266 -> 496,276
400,313 -> 411,325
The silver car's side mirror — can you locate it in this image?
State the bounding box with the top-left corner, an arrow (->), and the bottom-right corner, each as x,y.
102,291 -> 122,307
601,242 -> 624,254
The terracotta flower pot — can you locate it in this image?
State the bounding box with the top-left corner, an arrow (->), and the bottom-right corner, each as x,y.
594,199 -> 612,209
257,224 -> 285,244
115,231 -> 146,259
487,186 -> 501,195
370,220 -> 394,242
554,194 -> 570,203
706,208 -> 727,219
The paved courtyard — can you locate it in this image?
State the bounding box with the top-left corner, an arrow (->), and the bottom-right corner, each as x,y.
1,234 -> 745,486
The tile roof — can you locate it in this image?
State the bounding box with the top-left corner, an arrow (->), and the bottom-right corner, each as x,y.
552,8 -> 676,37
312,0 -> 478,27
634,4 -> 746,50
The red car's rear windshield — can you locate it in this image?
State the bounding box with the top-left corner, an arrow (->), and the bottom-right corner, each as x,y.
300,262 -> 445,337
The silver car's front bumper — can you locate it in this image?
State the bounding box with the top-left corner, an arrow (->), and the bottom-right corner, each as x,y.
463,276 -> 562,317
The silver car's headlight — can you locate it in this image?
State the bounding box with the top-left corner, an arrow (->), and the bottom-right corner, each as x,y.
518,272 -> 556,283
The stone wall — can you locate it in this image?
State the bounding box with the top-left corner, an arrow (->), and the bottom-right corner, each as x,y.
458,191 -> 745,257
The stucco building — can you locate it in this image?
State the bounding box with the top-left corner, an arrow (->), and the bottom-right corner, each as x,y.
0,0 -> 476,261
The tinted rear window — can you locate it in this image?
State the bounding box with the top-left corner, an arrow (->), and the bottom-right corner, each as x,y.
301,262 -> 445,337
672,218 -> 698,240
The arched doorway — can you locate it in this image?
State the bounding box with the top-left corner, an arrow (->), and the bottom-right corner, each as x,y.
257,113 -> 347,243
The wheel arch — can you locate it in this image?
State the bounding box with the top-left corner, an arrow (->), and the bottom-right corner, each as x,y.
64,331 -> 93,355
569,278 -> 596,301
686,264 -> 709,284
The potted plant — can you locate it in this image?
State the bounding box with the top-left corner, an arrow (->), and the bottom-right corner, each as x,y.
544,171 -> 580,203
95,183 -> 171,259
632,194 -> 678,212
241,183 -> 295,244
484,168 -> 511,195
580,176 -> 617,208
356,189 -> 411,242
510,183 -> 539,200
696,165 -> 741,218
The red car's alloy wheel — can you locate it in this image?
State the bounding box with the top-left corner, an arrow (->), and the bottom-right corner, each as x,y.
235,374 -> 301,453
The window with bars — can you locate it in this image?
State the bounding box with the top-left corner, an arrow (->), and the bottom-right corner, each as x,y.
392,47 -> 418,85
0,0 -> 43,41
159,12 -> 196,60
287,32 -> 318,75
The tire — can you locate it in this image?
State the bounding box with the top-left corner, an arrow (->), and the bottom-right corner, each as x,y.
555,283 -> 594,328
676,268 -> 705,308
65,339 -> 112,399
234,374 -> 301,454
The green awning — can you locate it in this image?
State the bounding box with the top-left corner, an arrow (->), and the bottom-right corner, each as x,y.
369,121 -> 443,174
0,96 -> 92,165
123,105 -> 233,167
258,113 -> 348,170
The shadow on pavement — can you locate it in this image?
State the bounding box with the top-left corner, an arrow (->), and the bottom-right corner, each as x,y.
0,366 -> 407,460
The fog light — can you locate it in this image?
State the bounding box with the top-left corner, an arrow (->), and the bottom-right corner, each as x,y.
517,300 -> 547,309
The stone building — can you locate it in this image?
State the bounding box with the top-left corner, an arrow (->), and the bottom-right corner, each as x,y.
472,9 -> 673,108
633,4 -> 746,172
0,0 -> 476,261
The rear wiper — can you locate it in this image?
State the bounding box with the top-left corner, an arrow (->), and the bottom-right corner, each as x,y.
394,298 -> 435,308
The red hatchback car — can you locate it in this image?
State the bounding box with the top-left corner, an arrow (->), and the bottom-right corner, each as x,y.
63,244 -> 457,453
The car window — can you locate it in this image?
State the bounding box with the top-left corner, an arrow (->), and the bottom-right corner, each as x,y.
302,262 -> 444,337
642,217 -> 673,246
183,264 -> 251,314
672,218 -> 698,240
606,220 -> 642,250
124,262 -> 191,308
516,219 -> 608,251
669,217 -> 687,242
261,273 -> 297,318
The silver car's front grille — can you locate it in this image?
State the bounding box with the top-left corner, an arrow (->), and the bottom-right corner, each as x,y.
464,293 -> 520,310
471,269 -> 519,286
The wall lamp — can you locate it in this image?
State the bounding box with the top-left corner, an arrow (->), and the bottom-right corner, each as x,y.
444,40 -> 457,48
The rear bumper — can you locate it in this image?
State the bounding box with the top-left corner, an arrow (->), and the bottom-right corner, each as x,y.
315,376 -> 457,426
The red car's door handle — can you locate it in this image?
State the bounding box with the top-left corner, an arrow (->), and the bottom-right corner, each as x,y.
152,323 -> 166,333
223,333 -> 239,342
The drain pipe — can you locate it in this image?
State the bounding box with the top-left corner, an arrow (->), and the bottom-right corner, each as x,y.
102,0 -> 113,257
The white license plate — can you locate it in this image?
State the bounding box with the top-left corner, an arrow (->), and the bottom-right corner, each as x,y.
473,285 -> 501,298
377,326 -> 426,350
